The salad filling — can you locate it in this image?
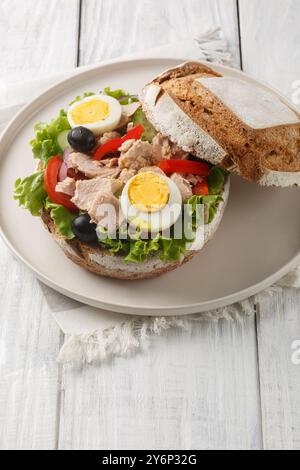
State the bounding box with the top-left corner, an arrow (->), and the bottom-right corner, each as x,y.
14,87 -> 228,264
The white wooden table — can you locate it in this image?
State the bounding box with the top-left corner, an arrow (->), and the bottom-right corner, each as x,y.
0,0 -> 300,450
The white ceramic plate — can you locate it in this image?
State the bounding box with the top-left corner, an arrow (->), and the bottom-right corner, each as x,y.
1,58 -> 300,316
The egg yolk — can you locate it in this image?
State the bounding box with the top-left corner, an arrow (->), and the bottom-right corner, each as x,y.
70,99 -> 109,125
128,172 -> 170,213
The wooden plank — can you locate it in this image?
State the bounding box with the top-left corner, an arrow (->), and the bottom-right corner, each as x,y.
239,0 -> 300,100
0,0 -> 80,84
256,289 -> 300,450
239,0 -> 300,449
59,311 -> 262,450
0,240 -> 62,449
79,0 -> 241,67
0,0 -> 80,449
57,0 -> 262,450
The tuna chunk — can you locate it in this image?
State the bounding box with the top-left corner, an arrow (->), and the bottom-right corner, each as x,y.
152,133 -> 188,163
118,168 -> 136,184
94,167 -> 121,179
118,140 -> 154,171
55,177 -> 76,197
171,173 -> 193,202
69,152 -> 120,179
71,177 -> 122,213
69,152 -> 102,178
119,139 -> 135,153
185,174 -> 203,186
102,157 -> 119,168
89,192 -> 122,230
99,131 -> 121,146
118,165 -> 164,185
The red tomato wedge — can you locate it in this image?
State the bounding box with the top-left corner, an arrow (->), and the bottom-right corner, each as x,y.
44,156 -> 78,213
193,180 -> 209,196
159,159 -> 211,177
93,124 -> 145,161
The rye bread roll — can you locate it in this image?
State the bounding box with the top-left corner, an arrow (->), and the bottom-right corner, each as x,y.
141,62 -> 300,187
41,179 -> 230,281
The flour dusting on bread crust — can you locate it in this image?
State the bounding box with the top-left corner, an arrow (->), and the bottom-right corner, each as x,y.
196,77 -> 300,129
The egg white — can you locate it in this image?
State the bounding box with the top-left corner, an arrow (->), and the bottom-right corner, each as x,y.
67,94 -> 122,136
120,173 -> 183,233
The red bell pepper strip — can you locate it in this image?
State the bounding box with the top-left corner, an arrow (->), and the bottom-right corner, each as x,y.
44,156 -> 79,213
159,159 -> 211,177
193,180 -> 209,196
93,124 -> 145,161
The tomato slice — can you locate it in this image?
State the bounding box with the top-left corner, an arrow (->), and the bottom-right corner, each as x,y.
193,180 -> 209,196
159,159 -> 211,177
44,156 -> 78,213
93,124 -> 145,161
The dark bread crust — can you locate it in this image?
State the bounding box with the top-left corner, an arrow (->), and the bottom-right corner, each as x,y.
41,209 -> 197,281
153,61 -> 222,84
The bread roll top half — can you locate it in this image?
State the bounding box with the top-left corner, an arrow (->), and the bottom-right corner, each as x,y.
141,62 -> 300,187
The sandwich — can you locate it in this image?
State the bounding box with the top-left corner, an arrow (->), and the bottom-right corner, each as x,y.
14,61 -> 299,280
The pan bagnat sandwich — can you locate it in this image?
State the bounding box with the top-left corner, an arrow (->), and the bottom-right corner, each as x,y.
14,61 -> 299,280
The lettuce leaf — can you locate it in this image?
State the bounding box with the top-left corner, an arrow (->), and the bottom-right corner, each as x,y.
45,199 -> 75,240
98,234 -> 161,263
69,92 -> 95,106
132,108 -> 157,142
207,167 -> 228,195
98,236 -> 129,255
14,172 -> 47,216
98,232 -> 186,264
125,236 -> 161,263
30,110 -> 71,167
159,237 -> 187,262
188,194 -> 223,225
103,87 -> 139,105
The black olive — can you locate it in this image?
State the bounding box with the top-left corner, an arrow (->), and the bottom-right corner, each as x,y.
72,214 -> 98,243
68,127 -> 96,153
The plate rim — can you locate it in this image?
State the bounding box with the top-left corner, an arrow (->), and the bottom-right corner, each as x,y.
1,56 -> 299,316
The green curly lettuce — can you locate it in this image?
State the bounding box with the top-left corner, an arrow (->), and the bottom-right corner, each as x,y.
30,110 -> 71,167
125,236 -> 161,263
188,194 -> 224,225
103,87 -> 139,105
98,232 -> 186,264
69,92 -> 95,106
45,199 -> 75,240
14,172 -> 47,216
159,237 -> 187,262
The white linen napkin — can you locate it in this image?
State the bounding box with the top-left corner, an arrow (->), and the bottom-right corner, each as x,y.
1,28 -> 298,365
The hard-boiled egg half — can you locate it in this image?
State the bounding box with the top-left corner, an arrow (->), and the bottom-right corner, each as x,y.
120,171 -> 182,232
67,94 -> 122,136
